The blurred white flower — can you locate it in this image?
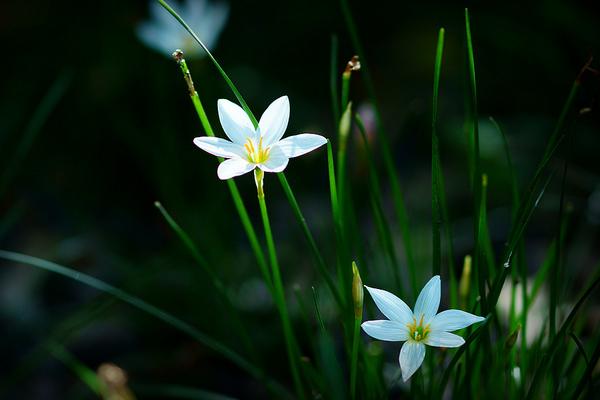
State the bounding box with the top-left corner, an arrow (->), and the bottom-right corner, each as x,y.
137,0 -> 229,59
362,276 -> 485,381
193,96 -> 327,180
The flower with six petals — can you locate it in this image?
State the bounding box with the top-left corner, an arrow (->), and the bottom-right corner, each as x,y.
362,275 -> 485,381
193,96 -> 327,180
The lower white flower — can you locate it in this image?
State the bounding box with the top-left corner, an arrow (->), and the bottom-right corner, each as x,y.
193,95 -> 327,180
362,275 -> 485,381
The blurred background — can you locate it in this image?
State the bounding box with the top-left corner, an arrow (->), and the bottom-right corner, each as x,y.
1,0 -> 599,398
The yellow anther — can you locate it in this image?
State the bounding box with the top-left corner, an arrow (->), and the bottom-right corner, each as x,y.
244,137 -> 270,164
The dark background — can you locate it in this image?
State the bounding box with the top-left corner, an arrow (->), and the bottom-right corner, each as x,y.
1,0 -> 599,398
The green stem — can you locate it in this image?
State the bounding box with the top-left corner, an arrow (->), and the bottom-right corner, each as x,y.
350,316 -> 361,400
257,192 -> 305,399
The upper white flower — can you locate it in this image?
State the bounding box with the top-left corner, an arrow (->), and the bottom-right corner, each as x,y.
193,96 -> 327,180
362,275 -> 485,382
137,0 -> 229,59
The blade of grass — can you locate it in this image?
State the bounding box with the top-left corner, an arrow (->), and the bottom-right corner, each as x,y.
327,140 -> 348,306
431,27 -> 444,277
154,201 -> 261,363
502,58 -> 592,269
437,315 -> 491,398
277,173 -> 343,308
569,335 -> 600,400
158,0 -> 256,125
356,116 -> 406,297
339,0 -> 418,297
525,271 -> 600,399
0,250 -> 288,398
48,342 -> 103,396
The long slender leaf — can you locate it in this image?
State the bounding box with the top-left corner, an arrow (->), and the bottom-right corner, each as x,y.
0,250 -> 288,398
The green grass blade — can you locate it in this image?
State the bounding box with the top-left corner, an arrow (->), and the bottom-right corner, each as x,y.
339,0 -> 418,296
48,342 -> 102,396
525,271 -> 600,399
0,250 -> 287,397
437,315 -> 491,397
277,174 -> 343,308
0,73 -> 70,198
356,116 -> 407,297
154,201 -> 261,363
569,335 -> 600,400
431,27 -> 445,278
158,0 -> 257,125
327,140 -> 349,306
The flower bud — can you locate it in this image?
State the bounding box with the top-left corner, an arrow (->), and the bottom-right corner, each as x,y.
352,261 -> 363,318
459,254 -> 472,307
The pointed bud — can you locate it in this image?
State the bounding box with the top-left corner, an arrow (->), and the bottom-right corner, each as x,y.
504,324 -> 521,351
459,254 -> 472,307
352,261 -> 363,318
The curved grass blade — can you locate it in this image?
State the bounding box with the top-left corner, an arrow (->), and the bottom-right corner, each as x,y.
157,0 -> 257,125
0,250 -> 288,398
525,272 -> 600,399
437,315 -> 491,398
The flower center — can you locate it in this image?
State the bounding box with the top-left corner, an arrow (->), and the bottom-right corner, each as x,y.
406,314 -> 431,342
244,137 -> 270,164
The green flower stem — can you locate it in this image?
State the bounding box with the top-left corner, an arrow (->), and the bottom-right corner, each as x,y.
173,53 -> 273,294
256,185 -> 305,400
350,316 -> 361,400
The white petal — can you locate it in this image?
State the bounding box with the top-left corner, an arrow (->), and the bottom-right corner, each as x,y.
259,96 -> 290,147
399,341 -> 426,382
364,286 -> 413,325
258,146 -> 289,173
193,137 -> 245,158
361,320 -> 409,342
413,275 -> 441,323
425,331 -> 465,348
217,158 -> 254,180
217,99 -> 256,145
274,134 -> 327,158
429,310 -> 486,332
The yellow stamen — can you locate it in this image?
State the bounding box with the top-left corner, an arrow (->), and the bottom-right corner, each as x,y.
406,315 -> 431,342
245,137 -> 270,164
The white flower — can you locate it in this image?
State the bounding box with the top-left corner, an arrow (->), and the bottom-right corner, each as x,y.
362,275 -> 485,382
193,96 -> 327,180
137,0 -> 229,59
